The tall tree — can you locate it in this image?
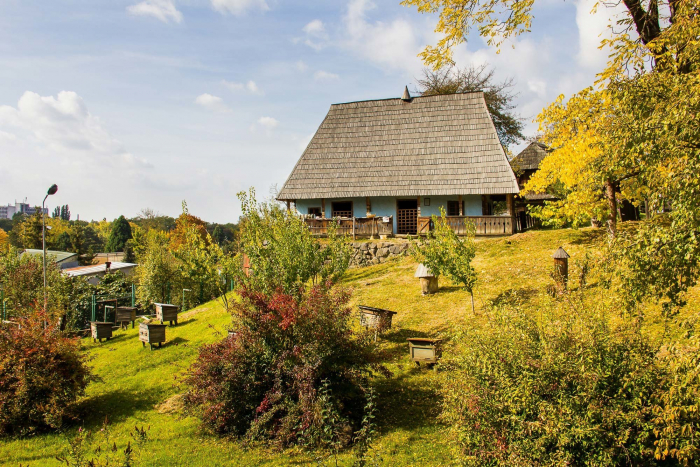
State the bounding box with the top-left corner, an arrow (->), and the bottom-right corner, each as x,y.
417,64 -> 524,149
105,215 -> 133,253
60,205 -> 70,221
18,210 -> 43,249
52,207 -> 60,219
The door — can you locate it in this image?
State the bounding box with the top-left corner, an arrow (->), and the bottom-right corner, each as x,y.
397,199 -> 418,235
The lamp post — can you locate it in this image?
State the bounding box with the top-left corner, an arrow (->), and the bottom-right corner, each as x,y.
42,184 -> 58,312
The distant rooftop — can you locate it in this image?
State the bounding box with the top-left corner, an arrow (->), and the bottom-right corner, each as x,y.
63,262 -> 137,277
23,249 -> 78,263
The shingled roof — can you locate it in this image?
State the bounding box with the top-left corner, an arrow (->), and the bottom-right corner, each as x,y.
277,91 -> 519,201
512,142 -> 550,171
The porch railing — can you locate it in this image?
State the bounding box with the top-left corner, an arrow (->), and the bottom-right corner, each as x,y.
304,217 -> 393,238
418,215 -> 514,236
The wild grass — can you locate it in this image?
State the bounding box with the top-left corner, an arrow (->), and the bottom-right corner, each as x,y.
3,226 -> 694,466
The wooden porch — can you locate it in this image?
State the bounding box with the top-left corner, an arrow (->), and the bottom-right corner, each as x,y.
418,215 -> 514,236
304,216 -> 394,238
303,214 -> 514,237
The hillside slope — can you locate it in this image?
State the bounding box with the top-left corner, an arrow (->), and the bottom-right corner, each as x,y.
5,226 -> 685,466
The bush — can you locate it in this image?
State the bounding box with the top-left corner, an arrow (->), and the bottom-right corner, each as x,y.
183,284 -> 386,448
441,299 -> 664,466
0,311 -> 94,435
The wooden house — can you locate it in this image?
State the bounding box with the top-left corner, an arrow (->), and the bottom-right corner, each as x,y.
510,142 -> 557,231
277,88 -> 520,236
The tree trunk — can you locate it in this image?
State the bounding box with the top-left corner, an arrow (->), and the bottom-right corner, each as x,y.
605,178 -> 618,238
470,291 -> 475,314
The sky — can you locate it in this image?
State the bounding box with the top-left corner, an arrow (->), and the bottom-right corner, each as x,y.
0,0 -> 623,223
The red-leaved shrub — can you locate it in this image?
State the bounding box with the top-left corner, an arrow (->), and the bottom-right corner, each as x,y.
183,284 -> 387,447
0,311 -> 94,435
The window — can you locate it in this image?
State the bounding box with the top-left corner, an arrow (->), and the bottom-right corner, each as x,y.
331,201 -> 353,218
308,207 -> 321,217
447,200 -> 461,216
424,197 -> 431,206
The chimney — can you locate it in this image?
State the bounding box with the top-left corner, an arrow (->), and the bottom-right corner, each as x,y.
401,86 -> 411,102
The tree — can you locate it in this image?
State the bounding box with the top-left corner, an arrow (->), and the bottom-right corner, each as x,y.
417,64 -> 524,149
0,229 -> 8,254
236,188 -> 351,297
60,205 -> 70,221
401,0 -> 680,72
52,207 -> 60,219
68,223 -> 98,266
17,210 -> 43,250
169,202 -> 209,250
105,215 -> 133,253
412,208 -> 478,312
54,231 -> 72,252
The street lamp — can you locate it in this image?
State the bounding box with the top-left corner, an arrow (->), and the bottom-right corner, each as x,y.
43,184 -> 58,312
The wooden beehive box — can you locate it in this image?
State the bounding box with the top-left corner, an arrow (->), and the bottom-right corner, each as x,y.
91,322 -> 113,343
139,322 -> 167,350
358,305 -> 397,332
154,303 -> 179,326
407,338 -> 442,366
115,307 -> 137,329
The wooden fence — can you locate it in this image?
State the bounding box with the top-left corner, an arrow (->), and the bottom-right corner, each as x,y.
417,215 -> 514,236
304,217 -> 393,238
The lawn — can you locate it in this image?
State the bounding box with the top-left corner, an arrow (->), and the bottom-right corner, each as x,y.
4,226 -> 689,466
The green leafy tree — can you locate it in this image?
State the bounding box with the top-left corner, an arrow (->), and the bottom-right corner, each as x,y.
69,223 -> 96,266
236,188 -> 351,296
135,230 -> 179,306
105,215 -> 132,253
417,64 -> 524,150
17,210 -> 43,249
60,205 -> 70,221
54,231 -> 72,252
412,208 -> 478,313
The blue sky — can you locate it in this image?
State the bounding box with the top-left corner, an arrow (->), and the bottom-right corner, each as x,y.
0,0 -> 622,223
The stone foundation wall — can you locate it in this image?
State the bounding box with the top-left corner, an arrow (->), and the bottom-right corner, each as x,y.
349,241 -> 411,267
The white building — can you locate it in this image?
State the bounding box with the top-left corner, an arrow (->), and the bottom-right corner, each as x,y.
0,201 -> 48,219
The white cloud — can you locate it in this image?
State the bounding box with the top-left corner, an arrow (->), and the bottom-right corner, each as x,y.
295,60 -> 308,72
303,19 -> 325,35
257,116 -> 278,130
575,0 -> 626,69
0,91 -> 150,168
194,93 -> 229,111
211,0 -> 268,15
302,19 -> 329,50
127,0 -> 183,24
527,79 -> 547,98
342,0 -> 424,73
314,70 -> 340,81
221,79 -> 263,95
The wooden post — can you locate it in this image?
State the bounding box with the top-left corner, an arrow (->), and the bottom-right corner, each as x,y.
352,217 -> 356,240
458,195 -> 463,216
321,199 -> 326,218
552,247 -> 570,293
286,201 -> 290,211
366,197 -> 371,216
417,196 -> 421,217
506,194 -> 515,234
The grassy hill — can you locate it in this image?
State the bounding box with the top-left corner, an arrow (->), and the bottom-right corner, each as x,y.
4,226 -> 690,466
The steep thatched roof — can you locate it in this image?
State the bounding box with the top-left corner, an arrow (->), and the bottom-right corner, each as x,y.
512,142 -> 550,171
277,91 -> 519,201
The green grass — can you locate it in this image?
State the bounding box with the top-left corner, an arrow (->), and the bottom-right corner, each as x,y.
4,226 -> 691,466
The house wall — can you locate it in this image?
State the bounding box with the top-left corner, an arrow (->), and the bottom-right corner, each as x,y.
420,195 -> 482,217
295,195 -> 485,234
